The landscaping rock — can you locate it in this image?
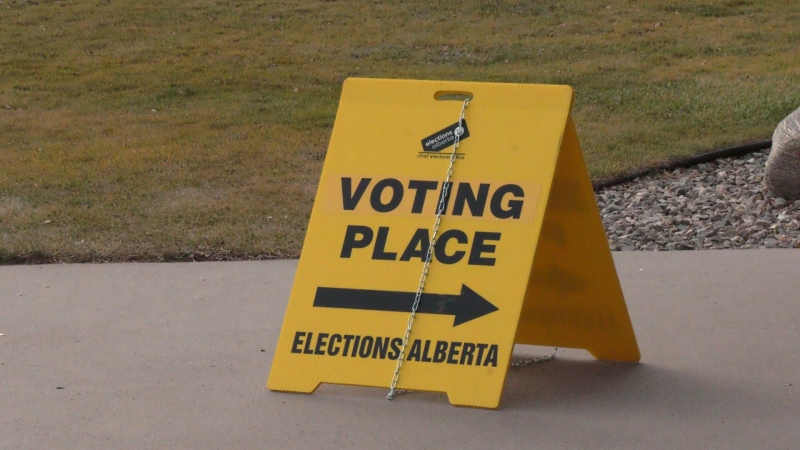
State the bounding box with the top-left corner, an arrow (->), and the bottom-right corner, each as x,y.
765,106 -> 800,200
597,149 -> 800,250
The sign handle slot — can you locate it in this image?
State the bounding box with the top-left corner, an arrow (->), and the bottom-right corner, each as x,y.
434,91 -> 474,102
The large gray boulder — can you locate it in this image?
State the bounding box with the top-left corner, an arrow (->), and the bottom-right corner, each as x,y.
766,107 -> 800,200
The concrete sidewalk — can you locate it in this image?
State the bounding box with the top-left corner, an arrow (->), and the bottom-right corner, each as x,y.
1,250 -> 799,449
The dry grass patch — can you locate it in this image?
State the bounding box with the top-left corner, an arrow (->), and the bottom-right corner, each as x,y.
1,0 -> 799,263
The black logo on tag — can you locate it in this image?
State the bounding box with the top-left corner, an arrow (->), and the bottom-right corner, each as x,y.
421,120 -> 470,152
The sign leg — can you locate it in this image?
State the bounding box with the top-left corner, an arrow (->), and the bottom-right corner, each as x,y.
514,115 -> 640,362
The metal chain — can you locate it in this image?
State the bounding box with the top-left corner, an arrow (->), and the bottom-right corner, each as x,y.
510,347 -> 558,368
387,98 -> 470,400
385,98 -> 557,399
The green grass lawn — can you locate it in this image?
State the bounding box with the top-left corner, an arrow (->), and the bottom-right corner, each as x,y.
2,0 -> 799,263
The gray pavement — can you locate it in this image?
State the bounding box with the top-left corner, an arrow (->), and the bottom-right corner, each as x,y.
1,250 -> 799,449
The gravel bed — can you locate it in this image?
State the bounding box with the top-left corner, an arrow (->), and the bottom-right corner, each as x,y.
596,150 -> 800,250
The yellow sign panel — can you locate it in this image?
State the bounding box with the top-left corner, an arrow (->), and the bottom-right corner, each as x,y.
268,78 -> 639,409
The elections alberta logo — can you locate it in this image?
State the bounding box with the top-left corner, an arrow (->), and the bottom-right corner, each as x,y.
419,120 -> 470,159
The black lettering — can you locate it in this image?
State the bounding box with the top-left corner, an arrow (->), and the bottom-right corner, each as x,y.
291,331 -> 306,354
483,344 -> 498,367
372,337 -> 389,359
358,336 -> 374,358
351,335 -> 361,357
388,337 -> 403,360
490,184 -> 524,219
314,333 -> 329,355
421,340 -> 433,362
408,180 -> 438,214
407,339 -> 422,361
435,229 -> 467,264
328,334 -> 342,356
372,227 -> 397,260
447,342 -> 462,364
342,335 -> 355,356
370,178 -> 404,213
475,343 -> 489,365
460,342 -> 476,365
452,183 -> 489,217
341,177 -> 371,210
433,341 -> 448,363
340,225 -> 373,258
303,332 -> 314,354
469,232 -> 500,266
399,228 -> 430,262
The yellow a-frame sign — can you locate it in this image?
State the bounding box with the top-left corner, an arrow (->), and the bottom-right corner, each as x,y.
268,78 -> 639,409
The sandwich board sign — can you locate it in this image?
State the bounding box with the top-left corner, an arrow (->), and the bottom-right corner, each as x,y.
268,78 -> 639,409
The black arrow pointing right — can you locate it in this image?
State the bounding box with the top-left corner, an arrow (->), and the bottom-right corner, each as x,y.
313,284 -> 498,327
